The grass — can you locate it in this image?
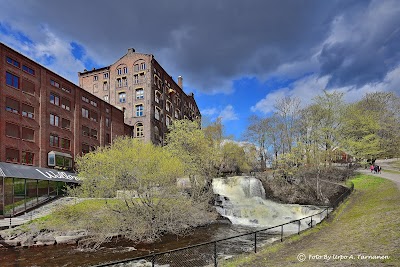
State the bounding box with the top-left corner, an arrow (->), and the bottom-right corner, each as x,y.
221,174 -> 400,266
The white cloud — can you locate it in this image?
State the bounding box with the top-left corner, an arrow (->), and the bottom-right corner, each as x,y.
201,108 -> 218,116
201,105 -> 238,122
219,105 -> 238,122
251,64 -> 400,115
0,24 -> 89,85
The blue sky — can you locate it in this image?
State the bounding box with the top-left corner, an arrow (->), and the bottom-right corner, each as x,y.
1,0 -> 399,140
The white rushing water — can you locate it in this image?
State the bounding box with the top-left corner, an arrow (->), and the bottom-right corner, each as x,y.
213,176 -> 324,231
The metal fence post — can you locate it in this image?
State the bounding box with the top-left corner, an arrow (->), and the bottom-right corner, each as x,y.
310,216 -> 313,228
9,214 -> 12,229
298,220 -> 301,235
280,225 -> 283,242
152,255 -> 155,267
326,207 -> 329,219
254,232 -> 257,253
214,241 -> 217,267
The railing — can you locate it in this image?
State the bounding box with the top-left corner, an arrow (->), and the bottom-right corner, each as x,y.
92,182 -> 354,267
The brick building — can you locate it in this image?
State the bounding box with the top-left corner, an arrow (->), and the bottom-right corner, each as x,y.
78,48 -> 201,145
0,42 -> 129,170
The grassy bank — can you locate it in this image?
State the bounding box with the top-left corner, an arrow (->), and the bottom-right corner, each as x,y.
221,174 -> 400,266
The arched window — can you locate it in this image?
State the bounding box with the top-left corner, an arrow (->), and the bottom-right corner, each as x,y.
135,123 -> 144,138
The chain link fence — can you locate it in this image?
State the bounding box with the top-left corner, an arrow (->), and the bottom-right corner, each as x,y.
92,182 -> 354,267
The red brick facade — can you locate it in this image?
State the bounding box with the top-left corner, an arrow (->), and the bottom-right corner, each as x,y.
0,43 -> 129,169
78,48 -> 201,145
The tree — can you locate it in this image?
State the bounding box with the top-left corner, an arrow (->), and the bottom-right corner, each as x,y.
341,92 -> 400,161
218,141 -> 251,175
71,137 -> 211,248
165,120 -> 217,201
244,115 -> 270,171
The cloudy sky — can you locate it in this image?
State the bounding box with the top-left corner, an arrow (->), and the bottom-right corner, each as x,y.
1,0 -> 399,139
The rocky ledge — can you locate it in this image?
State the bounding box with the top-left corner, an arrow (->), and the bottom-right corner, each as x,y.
0,230 -> 88,248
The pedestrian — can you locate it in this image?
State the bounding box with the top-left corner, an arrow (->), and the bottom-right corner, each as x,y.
378,165 -> 382,174
374,165 -> 378,174
370,164 -> 374,173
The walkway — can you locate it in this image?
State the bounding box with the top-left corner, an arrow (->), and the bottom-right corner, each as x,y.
0,197 -> 82,229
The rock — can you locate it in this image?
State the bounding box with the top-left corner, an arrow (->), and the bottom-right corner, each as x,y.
55,235 -> 83,245
34,235 -> 56,246
21,236 -> 35,247
3,239 -> 21,246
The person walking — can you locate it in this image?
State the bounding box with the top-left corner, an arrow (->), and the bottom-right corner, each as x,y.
370,164 -> 374,173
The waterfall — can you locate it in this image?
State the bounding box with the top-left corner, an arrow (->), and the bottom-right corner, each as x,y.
213,176 -> 323,230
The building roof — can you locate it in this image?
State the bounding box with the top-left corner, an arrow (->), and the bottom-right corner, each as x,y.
0,162 -> 80,183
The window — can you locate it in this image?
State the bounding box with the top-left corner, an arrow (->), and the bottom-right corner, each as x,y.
93,84 -> 98,93
6,98 -> 19,114
117,68 -> 122,75
50,79 -> 60,88
155,107 -> 160,120
90,100 -> 98,107
22,65 -> 35,75
6,72 -> 19,88
62,87 -> 71,93
154,126 -> 160,141
82,143 -> 90,154
134,74 -> 139,84
82,126 -> 90,136
93,75 -> 98,81
122,77 -> 128,86
82,107 -> 89,118
134,64 -> 139,72
61,98 -> 71,111
6,123 -> 20,138
50,93 -> 60,106
90,129 -> 98,139
22,127 -> 34,141
136,104 -> 144,117
90,111 -> 98,122
106,117 -> 110,127
175,109 -> 180,119
104,73 -> 109,79
21,151 -> 34,165
104,95 -> 109,102
61,138 -> 71,150
106,133 -> 111,144
155,91 -> 161,103
7,56 -> 20,68
119,92 -> 126,103
135,123 -> 144,137
140,62 -> 146,70
61,118 -> 71,130
20,80 -> 35,95
139,72 -> 145,83
106,108 -> 110,114
136,88 -> 144,99
82,96 -> 89,103
22,104 -> 34,118
123,67 -> 128,74
103,81 -> 108,90
50,134 -> 59,147
6,148 -> 19,163
117,78 -> 122,87
50,114 -> 60,126
166,115 -> 171,126
166,101 -> 172,112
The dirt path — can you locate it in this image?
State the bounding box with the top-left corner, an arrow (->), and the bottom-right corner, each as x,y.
358,168 -> 400,189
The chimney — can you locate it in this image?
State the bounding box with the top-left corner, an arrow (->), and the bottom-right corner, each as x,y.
178,76 -> 183,89
127,48 -> 135,54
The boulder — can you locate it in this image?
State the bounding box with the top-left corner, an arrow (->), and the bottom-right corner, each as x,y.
55,235 -> 83,245
34,236 -> 56,246
3,239 -> 21,247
